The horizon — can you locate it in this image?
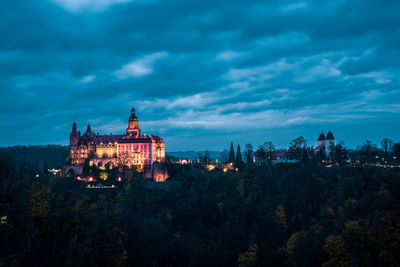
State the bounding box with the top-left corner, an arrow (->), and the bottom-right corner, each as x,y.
0,132 -> 392,152
1,0 -> 400,150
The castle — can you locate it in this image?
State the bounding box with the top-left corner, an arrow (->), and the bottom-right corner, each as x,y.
315,130 -> 336,155
69,107 -> 165,171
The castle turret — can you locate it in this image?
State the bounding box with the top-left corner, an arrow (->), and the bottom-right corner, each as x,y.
69,122 -> 79,146
326,131 -> 335,141
126,107 -> 140,136
86,123 -> 92,133
69,122 -> 80,164
325,130 -> 336,153
317,132 -> 325,148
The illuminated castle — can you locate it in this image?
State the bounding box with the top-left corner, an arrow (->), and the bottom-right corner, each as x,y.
69,107 -> 165,171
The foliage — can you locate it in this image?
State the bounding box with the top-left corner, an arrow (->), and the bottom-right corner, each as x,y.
235,144 -> 243,169
0,149 -> 399,266
289,136 -> 307,160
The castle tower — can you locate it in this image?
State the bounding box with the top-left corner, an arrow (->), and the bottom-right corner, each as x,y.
325,130 -> 335,153
69,122 -> 80,164
86,123 -> 92,133
69,122 -> 80,146
126,107 -> 140,136
317,132 -> 326,148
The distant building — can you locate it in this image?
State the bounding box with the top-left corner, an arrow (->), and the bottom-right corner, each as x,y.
315,131 -> 335,155
253,149 -> 297,165
254,148 -> 268,166
69,107 -> 165,172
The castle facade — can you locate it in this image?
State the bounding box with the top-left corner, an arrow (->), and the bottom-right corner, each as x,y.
69,107 -> 165,171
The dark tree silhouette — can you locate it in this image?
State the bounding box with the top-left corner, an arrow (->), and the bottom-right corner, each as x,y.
0,142 -> 399,266
235,144 -> 243,168
228,142 -> 235,163
244,143 -> 253,163
381,138 -> 394,153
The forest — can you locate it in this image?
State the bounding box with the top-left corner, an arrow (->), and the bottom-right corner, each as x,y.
0,144 -> 399,267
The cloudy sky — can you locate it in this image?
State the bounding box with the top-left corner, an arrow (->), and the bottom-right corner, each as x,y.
1,0 -> 399,151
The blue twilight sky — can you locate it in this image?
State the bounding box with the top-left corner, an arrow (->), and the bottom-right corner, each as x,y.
0,0 -> 399,151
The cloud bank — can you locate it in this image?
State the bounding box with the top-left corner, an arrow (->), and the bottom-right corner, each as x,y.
0,0 -> 399,150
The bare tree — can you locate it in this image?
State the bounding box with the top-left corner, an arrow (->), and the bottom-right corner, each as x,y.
381,138 -> 394,153
289,136 -> 307,160
289,136 -> 307,150
263,141 -> 275,152
244,143 -> 253,163
361,140 -> 378,163
362,140 -> 377,152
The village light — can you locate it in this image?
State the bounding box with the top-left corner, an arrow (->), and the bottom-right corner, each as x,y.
35,174 -> 39,178
118,177 -> 122,182
89,177 -> 93,182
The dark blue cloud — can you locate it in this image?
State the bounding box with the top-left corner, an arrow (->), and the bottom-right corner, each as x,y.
1,0 -> 399,150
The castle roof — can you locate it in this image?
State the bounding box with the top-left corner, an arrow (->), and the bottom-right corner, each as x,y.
70,122 -> 79,138
326,131 -> 335,140
80,131 -> 97,143
96,135 -> 123,143
129,106 -> 138,120
119,134 -> 164,144
318,133 -> 326,141
76,129 -> 164,145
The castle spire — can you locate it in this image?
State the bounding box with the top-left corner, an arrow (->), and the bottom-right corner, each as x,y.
130,106 -> 138,120
86,123 -> 91,133
326,130 -> 334,140
70,121 -> 79,142
126,106 -> 140,136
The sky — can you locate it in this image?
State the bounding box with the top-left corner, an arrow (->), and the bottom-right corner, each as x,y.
1,0 -> 399,151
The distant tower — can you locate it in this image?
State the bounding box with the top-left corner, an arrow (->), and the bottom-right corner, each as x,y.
325,130 -> 335,153
317,132 -> 326,149
86,123 -> 92,133
69,122 -> 80,146
69,122 -> 80,164
126,107 -> 140,136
